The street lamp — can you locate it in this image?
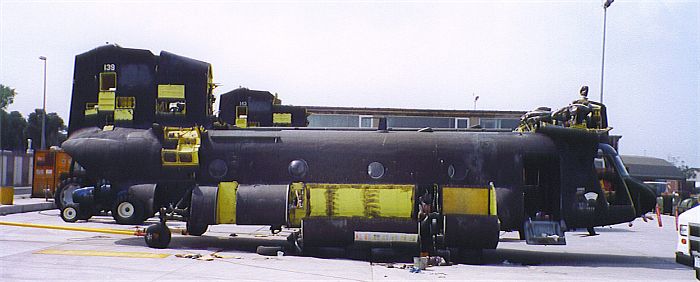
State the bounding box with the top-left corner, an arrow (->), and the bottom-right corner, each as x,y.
39,56 -> 47,150
600,0 -> 614,103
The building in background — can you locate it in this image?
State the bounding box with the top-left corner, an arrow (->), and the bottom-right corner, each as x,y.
0,151 -> 33,187
620,155 -> 688,196
305,106 -> 525,129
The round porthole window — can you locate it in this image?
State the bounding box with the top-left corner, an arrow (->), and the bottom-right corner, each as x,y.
208,159 -> 228,179
368,162 -> 385,179
288,159 -> 309,178
447,162 -> 467,181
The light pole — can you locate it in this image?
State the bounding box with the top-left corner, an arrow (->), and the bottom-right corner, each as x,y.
39,56 -> 47,150
0,92 -> 3,187
600,0 -> 614,103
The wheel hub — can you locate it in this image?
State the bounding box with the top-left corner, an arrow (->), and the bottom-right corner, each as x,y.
63,207 -> 77,220
117,202 -> 135,218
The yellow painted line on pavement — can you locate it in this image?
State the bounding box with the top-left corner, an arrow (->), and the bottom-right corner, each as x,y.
0,221 -> 143,236
36,249 -> 170,259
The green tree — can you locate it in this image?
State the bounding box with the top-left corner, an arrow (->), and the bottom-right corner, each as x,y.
668,156 -> 695,179
25,109 -> 67,149
0,84 -> 17,109
0,110 -> 27,151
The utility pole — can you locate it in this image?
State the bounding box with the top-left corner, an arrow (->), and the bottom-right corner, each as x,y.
39,56 -> 47,150
0,101 -> 3,187
600,0 -> 614,103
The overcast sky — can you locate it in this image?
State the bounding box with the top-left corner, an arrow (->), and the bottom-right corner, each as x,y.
1,0 -> 698,167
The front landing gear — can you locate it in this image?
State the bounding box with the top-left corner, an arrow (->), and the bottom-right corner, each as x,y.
145,208 -> 171,249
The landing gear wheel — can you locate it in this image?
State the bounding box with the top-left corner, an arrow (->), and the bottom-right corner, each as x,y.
186,221 -> 208,236
144,223 -> 171,249
60,204 -> 91,222
112,193 -> 144,225
587,227 -> 597,236
55,177 -> 82,210
256,246 -> 283,256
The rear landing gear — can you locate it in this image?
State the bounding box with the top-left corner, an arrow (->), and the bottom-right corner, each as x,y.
186,221 -> 208,236
145,223 -> 171,249
144,208 -> 171,249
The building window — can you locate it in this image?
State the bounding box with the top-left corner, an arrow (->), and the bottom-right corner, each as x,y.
480,118 -> 498,129
455,118 -> 469,128
479,118 -> 520,129
307,114 -> 360,127
360,116 -> 373,128
500,118 -> 520,129
387,116 -> 455,129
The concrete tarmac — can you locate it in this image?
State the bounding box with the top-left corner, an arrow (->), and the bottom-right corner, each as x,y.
0,210 -> 695,281
0,187 -> 56,215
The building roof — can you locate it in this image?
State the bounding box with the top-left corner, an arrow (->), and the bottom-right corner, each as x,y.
620,155 -> 686,180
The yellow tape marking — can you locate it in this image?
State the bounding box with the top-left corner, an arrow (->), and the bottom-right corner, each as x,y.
442,187 -> 489,215
217,181 -> 238,224
36,249 -> 169,259
0,221 -> 140,236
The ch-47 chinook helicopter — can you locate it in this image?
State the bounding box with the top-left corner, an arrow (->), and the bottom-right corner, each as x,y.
57,45 -> 656,260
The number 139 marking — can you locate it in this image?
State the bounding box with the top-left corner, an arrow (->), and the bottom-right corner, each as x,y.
103,64 -> 115,71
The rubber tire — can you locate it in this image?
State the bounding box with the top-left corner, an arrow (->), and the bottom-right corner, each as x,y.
60,204 -> 80,223
145,223 -> 171,249
186,221 -> 208,236
256,246 -> 283,256
55,177 -> 82,210
60,204 -> 91,222
112,193 -> 145,225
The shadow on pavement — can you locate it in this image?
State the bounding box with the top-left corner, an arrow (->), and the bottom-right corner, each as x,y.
116,234 -> 685,271
492,249 -> 685,270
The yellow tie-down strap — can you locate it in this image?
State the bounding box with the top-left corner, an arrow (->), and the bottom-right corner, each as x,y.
307,184 -> 414,219
442,183 -> 497,216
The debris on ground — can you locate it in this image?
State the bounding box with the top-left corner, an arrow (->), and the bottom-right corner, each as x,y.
175,253 -> 202,259
175,250 -> 243,261
428,256 -> 450,266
